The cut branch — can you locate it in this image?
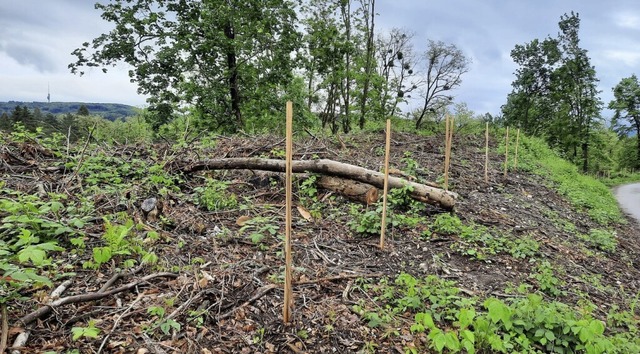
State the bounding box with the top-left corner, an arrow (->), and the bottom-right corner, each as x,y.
180,158 -> 457,209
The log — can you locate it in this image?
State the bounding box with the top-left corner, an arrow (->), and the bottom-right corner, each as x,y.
318,176 -> 379,205
180,158 -> 457,210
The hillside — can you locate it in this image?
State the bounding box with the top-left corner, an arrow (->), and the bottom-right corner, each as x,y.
1,129 -> 639,353
0,101 -> 138,120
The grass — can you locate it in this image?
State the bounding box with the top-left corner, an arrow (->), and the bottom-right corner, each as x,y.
509,135 -> 623,226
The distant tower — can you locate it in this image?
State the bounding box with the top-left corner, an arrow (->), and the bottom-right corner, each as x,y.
47,83 -> 50,103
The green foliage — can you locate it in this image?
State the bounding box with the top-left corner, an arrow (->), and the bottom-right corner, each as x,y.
146,305 -> 182,336
353,273 -> 639,353
238,216 -> 279,246
71,0 -> 301,133
430,214 -> 539,261
609,74 -> 640,170
71,320 -> 101,341
514,134 -> 623,225
347,187 -> 425,236
580,229 -> 617,253
82,219 -> 157,270
194,179 -> 238,212
503,13 -> 602,172
530,260 -> 564,296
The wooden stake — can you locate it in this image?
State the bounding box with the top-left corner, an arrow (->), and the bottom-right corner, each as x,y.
283,101 -> 293,323
514,129 -> 520,171
379,119 -> 391,249
504,127 -> 509,177
444,115 -> 454,190
485,122 -> 489,184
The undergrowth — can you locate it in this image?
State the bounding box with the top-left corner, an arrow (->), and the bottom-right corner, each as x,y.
353,273 -> 640,353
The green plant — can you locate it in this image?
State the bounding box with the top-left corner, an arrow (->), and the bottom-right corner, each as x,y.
146,305 -> 181,336
238,216 -> 279,246
71,320 -> 101,341
580,229 -> 617,253
530,260 -> 564,296
194,179 -> 238,211
82,218 -> 157,270
431,213 -> 464,235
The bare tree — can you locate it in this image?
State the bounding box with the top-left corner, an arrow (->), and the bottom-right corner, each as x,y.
415,40 -> 470,129
375,28 -> 420,119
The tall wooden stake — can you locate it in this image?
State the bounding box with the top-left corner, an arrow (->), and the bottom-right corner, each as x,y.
283,101 -> 293,323
485,122 -> 489,184
444,115 -> 454,190
514,129 -> 520,171
504,127 -> 509,177
379,119 -> 391,249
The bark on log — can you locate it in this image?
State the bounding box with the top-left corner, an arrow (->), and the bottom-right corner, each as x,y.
180,158 -> 457,210
318,176 -> 379,205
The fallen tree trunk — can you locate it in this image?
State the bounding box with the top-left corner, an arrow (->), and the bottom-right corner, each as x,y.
318,176 -> 379,205
180,158 -> 457,210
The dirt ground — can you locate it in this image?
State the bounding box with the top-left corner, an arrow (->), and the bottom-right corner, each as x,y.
2,130 -> 640,353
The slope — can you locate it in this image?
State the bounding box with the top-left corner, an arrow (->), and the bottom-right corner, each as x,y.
0,128 -> 639,353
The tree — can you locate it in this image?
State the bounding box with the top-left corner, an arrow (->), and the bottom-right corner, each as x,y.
502,38 -> 560,135
77,105 -> 90,116
609,74 -> 640,168
0,112 -> 10,130
374,28 -> 419,120
357,0 -> 376,129
502,12 -> 601,172
70,0 -> 300,132
415,40 -> 470,129
552,12 -> 602,172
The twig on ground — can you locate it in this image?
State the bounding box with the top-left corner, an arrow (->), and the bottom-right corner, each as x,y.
97,292 -> 145,354
217,284 -> 278,321
18,272 -> 177,327
295,273 -> 383,286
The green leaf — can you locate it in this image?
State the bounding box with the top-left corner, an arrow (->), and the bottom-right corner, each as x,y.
17,246 -> 47,266
93,247 -> 112,264
458,307 -> 475,328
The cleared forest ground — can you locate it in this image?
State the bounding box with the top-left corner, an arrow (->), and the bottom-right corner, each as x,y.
1,130 -> 639,353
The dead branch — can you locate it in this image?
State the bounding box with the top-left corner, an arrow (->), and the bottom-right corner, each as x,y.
295,273 -> 384,285
17,272 -> 177,327
217,284 -> 278,321
180,158 -> 457,209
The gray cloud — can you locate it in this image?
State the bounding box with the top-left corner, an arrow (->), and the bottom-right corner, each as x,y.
2,43 -> 57,73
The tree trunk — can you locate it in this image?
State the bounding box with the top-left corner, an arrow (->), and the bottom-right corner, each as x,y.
224,23 -> 242,129
317,176 -> 379,205
180,158 -> 458,210
359,0 -> 375,129
635,119 -> 640,169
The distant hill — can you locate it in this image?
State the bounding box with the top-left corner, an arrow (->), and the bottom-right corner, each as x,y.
0,101 -> 138,121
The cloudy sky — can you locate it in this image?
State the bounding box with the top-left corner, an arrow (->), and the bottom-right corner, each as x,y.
1,1 -> 639,118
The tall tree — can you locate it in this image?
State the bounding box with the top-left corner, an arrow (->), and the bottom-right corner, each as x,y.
503,12 -> 601,172
609,74 -> 640,168
415,40 -> 470,129
502,38 -> 560,135
552,12 -> 602,172
69,0 -> 300,132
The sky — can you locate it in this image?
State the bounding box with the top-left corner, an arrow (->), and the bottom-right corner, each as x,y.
1,1 -> 639,118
